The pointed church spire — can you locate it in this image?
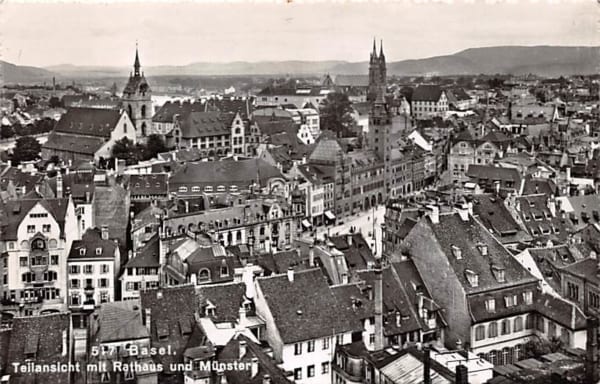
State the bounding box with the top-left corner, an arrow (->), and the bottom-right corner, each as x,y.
134,42 -> 141,77
379,39 -> 384,58
372,38 -> 377,58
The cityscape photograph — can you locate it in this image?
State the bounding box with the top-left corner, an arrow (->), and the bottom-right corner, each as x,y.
0,0 -> 599,383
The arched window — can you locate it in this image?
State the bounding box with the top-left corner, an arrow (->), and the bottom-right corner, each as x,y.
198,269 -> 210,283
501,319 -> 511,335
488,322 -> 498,338
514,317 -> 523,332
525,314 -> 534,329
141,105 -> 147,119
20,240 -> 29,249
128,105 -> 133,119
475,325 -> 485,341
48,239 -> 58,249
141,122 -> 147,136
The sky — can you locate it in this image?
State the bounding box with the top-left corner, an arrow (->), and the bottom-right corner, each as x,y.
0,0 -> 597,67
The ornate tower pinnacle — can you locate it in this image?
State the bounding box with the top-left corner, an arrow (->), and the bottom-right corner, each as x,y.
134,42 -> 141,77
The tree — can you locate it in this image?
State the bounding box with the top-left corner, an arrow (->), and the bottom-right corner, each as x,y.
319,92 -> 355,137
522,337 -> 563,360
11,136 -> 41,164
111,137 -> 138,165
0,125 -> 15,139
140,134 -> 168,161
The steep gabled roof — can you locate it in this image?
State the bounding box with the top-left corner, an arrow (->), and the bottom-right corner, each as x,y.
54,107 -> 122,138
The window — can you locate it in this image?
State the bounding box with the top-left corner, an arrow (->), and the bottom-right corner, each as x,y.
101,264 -> 110,274
42,224 -> 51,233
307,365 -> 315,378
591,292 -> 600,309
178,186 -> 188,193
475,325 -> 485,341
70,279 -> 80,289
307,340 -> 315,352
501,319 -> 511,335
526,314 -> 534,329
98,279 -> 109,288
84,265 -> 93,274
204,186 -> 213,192
336,334 -> 344,345
95,248 -> 102,256
567,282 -> 579,301
488,322 -> 498,338
548,322 -> 556,338
294,343 -> 302,355
70,265 -> 80,274
514,317 -> 524,332
323,337 -> 330,350
198,269 -> 210,283
536,316 -> 545,333
100,291 -> 109,303
191,186 -> 201,193
20,257 -> 28,267
485,298 -> 495,312
321,362 -> 330,374
294,368 -> 302,380
504,295 -> 517,307
27,225 -> 35,233
523,291 -> 533,305
51,255 -> 58,265
220,266 -> 229,277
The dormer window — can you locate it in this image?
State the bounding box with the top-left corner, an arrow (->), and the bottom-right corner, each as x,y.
524,214 -> 530,222
478,244 -> 488,256
96,248 -> 102,255
465,269 -> 478,287
491,265 -> 505,283
452,245 -> 462,260
79,248 -> 86,256
504,295 -> 518,307
485,298 -> 495,312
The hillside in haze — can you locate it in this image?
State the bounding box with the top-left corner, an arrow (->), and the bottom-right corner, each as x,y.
3,46 -> 599,83
0,61 -> 56,84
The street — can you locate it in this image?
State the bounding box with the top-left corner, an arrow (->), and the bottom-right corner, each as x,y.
303,205 -> 386,258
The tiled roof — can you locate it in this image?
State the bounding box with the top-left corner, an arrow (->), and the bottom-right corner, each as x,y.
468,285 -> 537,323
472,195 -> 532,244
309,139 -> 343,163
140,285 -> 205,369
94,300 -> 149,343
522,176 -> 557,196
412,85 -> 444,102
256,268 -> 363,343
43,131 -> 107,156
128,173 -> 168,197
178,111 -> 233,139
68,227 -> 118,260
562,258 -> 600,286
169,159 -> 283,189
152,100 -> 205,123
515,194 -> 567,242
253,115 -> 297,137
123,74 -> 151,96
423,213 -> 538,293
357,267 -> 422,336
7,313 -> 71,384
259,250 -> 312,274
125,234 -> 160,268
219,334 -> 293,384
328,233 -> 376,270
93,184 -> 130,247
536,293 -> 587,330
467,165 -> 521,183
197,282 -> 246,323
54,107 -> 122,138
0,198 -> 70,241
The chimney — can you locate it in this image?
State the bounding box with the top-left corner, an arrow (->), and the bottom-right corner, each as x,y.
287,267 -> 294,283
239,340 -> 247,359
374,264 -> 384,350
416,291 -> 424,319
586,317 -> 599,384
251,357 -> 259,378
262,374 -> 271,384
101,225 -> 109,240
145,308 -> 151,335
347,234 -> 353,246
85,191 -> 91,203
56,173 -> 63,198
566,166 -> 572,181
309,245 -> 314,267
423,346 -> 431,384
571,305 -> 577,330
341,273 -> 349,285
455,364 -> 468,384
429,205 -> 439,224
191,273 -> 197,286
396,311 -> 401,327
467,201 -> 473,216
62,329 -> 68,357
239,305 -> 247,325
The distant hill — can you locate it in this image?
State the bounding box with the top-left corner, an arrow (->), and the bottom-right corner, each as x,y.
1,61 -> 56,84
3,46 -> 599,83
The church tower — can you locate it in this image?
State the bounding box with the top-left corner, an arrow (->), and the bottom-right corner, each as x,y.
122,45 -> 152,141
368,39 -> 387,102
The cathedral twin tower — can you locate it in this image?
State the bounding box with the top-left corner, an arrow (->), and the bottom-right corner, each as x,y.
368,39 -> 387,102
